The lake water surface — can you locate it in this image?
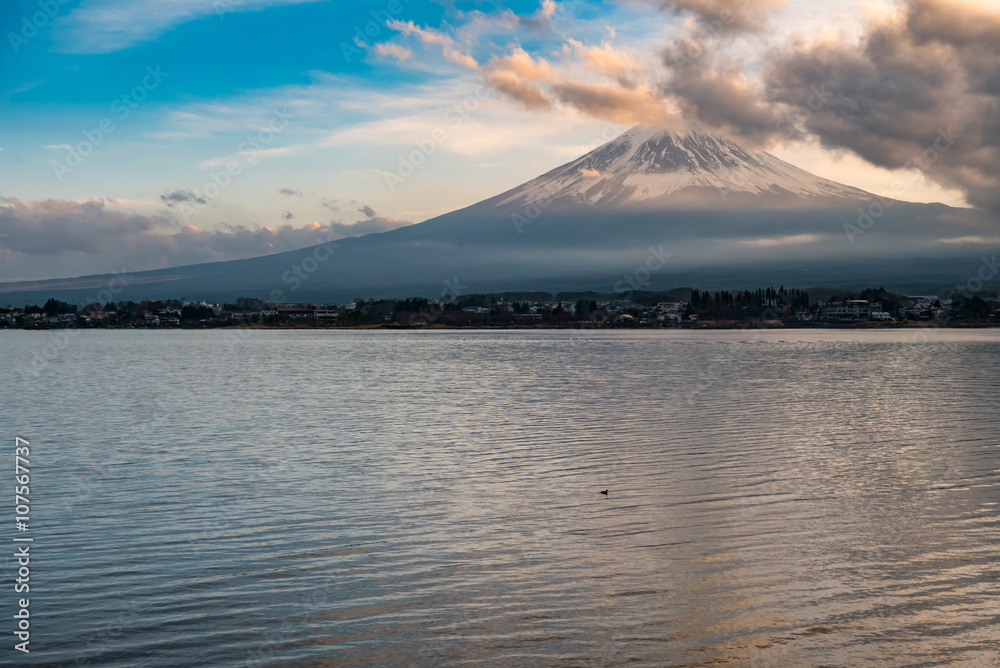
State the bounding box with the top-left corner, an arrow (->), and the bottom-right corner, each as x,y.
1,329 -> 998,667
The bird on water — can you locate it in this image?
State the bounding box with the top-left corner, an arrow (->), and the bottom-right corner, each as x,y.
600,489 -> 608,495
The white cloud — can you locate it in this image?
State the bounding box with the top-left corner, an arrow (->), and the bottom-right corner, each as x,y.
54,0 -> 324,53
375,42 -> 413,61
444,49 -> 480,70
938,236 -> 1000,245
321,104 -> 604,159
769,140 -> 970,208
0,197 -> 411,281
386,19 -> 479,70
741,234 -> 820,247
199,145 -> 303,169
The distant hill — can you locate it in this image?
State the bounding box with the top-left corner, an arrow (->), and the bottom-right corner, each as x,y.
1,125 -> 996,304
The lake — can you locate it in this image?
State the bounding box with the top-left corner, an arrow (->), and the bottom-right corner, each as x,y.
1,328 -> 998,667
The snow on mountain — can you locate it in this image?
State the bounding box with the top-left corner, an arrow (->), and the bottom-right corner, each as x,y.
497,125 -> 870,208
0,123 -> 985,305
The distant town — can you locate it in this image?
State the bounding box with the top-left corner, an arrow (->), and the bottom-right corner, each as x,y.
3,286 -> 998,330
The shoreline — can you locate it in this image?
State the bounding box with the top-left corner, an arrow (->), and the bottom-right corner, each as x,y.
4,322 -> 998,332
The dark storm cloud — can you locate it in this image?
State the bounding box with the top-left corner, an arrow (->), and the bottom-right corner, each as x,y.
0,197 -> 411,281
760,0 -> 1000,212
281,211 -> 294,220
647,0 -> 784,32
358,203 -> 377,218
658,0 -> 1000,213
278,188 -> 302,197
160,189 -> 207,207
661,36 -> 787,145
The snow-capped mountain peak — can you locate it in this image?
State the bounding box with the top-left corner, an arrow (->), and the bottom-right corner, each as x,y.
497,124 -> 870,208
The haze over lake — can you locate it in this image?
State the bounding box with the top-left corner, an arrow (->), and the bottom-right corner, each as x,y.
3,329 -> 998,667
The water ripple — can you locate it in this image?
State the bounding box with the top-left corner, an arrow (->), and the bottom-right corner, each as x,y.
1,329 -> 998,666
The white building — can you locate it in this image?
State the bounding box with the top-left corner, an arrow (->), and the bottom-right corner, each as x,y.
314,310 -> 339,323
820,300 -> 884,322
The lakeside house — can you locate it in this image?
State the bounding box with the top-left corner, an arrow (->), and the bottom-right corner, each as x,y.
820,300 -> 889,322
5,289 -> 996,330
314,310 -> 339,323
656,301 -> 686,313
276,305 -> 315,319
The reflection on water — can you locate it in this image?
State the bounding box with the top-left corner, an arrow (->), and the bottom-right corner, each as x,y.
1,329 -> 998,667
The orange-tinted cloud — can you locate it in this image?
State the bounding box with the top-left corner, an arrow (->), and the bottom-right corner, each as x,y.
375,42 -> 413,61
552,80 -> 681,128
565,39 -> 638,87
386,19 -> 478,70
760,0 -> 1000,212
482,49 -> 555,109
647,0 -> 786,32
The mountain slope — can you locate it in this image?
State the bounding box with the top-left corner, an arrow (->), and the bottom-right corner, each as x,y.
495,125 -> 869,209
0,125 -> 994,303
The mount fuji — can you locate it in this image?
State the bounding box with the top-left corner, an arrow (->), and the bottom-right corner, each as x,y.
496,124 -> 868,208
1,125 -> 995,303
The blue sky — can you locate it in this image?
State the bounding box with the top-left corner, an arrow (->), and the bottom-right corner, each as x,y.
2,1 -> 647,245
0,0 -> 993,280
